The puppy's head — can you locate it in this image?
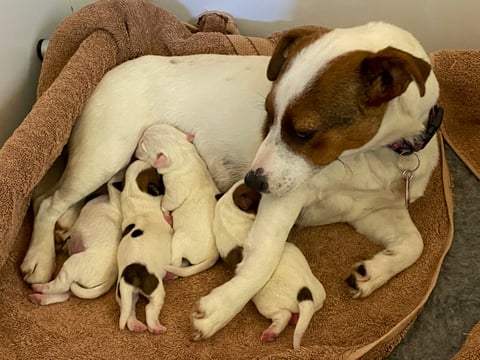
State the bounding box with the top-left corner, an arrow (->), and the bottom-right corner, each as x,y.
246,22 -> 438,196
232,183 -> 261,214
136,124 -> 195,173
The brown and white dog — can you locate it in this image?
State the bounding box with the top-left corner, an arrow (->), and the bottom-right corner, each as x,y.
29,182 -> 122,305
135,124 -> 219,277
116,160 -> 172,334
214,181 -> 326,349
23,22 -> 440,341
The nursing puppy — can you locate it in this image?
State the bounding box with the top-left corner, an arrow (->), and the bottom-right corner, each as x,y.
116,160 -> 172,334
136,124 -> 219,277
214,181 -> 326,349
25,22 -> 440,341
29,182 -> 122,305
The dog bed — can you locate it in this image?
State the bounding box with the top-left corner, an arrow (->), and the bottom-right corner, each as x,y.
0,1 -> 453,358
431,49 -> 480,360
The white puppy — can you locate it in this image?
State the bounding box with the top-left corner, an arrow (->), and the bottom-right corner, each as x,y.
214,181 -> 326,349
116,159 -> 172,334
136,124 -> 219,277
29,182 -> 122,305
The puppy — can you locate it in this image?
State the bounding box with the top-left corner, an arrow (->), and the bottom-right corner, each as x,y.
25,22 -> 441,340
116,159 -> 172,334
136,124 -> 219,277
214,181 -> 326,349
29,182 -> 122,305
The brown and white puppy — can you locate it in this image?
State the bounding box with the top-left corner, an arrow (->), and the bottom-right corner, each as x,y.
25,22 -> 440,341
214,181 -> 326,349
116,160 -> 172,334
136,124 -> 219,277
29,182 -> 122,305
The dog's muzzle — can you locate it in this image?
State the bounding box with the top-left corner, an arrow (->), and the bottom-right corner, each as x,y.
244,168 -> 269,193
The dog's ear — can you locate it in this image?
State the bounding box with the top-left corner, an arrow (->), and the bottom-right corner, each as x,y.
267,27 -> 323,81
232,184 -> 261,214
153,152 -> 169,168
361,46 -> 431,106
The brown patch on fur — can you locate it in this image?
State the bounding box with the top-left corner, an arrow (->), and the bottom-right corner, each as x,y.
277,48 -> 431,166
223,246 -> 243,272
297,286 -> 313,302
136,167 -> 164,196
232,184 -> 261,214
121,263 -> 159,296
267,27 -> 330,81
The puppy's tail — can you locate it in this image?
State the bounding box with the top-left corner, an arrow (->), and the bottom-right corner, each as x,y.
293,287 -> 316,350
70,280 -> 115,299
164,255 -> 218,277
118,279 -> 134,330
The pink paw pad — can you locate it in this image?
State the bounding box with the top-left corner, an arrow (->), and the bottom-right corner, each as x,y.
31,283 -> 46,293
149,324 -> 167,335
261,327 -> 279,343
163,272 -> 178,281
128,319 -> 147,332
28,293 -> 45,305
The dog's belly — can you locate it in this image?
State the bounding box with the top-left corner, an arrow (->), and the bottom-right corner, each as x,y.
72,54 -> 272,192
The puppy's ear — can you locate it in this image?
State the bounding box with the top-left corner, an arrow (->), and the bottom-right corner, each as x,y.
361,46 -> 431,106
267,27 -> 324,81
232,184 -> 261,214
154,153 -> 169,168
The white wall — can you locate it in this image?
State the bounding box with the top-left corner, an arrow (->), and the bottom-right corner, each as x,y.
1,0 -> 479,146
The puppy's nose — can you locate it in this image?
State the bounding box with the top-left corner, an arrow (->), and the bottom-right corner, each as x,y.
244,168 -> 269,193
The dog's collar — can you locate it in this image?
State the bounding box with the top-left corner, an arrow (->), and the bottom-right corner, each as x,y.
389,105 -> 444,156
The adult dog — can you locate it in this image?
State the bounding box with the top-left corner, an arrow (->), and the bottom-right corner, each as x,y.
22,22 -> 440,340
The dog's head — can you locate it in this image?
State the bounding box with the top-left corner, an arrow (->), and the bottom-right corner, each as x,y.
245,22 -> 439,196
136,124 -> 195,173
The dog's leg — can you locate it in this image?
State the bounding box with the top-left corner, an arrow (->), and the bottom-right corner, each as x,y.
260,309 -> 291,343
191,188 -> 308,340
28,292 -> 70,305
145,285 -> 167,335
21,143 -> 135,284
347,207 -> 424,298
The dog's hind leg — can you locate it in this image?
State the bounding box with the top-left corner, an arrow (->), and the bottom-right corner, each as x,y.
347,206 -> 423,298
145,285 -> 167,334
259,309 -> 291,343
28,292 -> 70,305
21,141 -> 136,284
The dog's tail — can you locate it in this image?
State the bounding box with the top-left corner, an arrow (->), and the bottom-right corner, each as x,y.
293,287 -> 316,350
118,278 -> 135,330
70,280 -> 114,299
164,255 -> 218,277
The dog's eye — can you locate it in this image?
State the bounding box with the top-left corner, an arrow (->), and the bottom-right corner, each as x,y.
295,129 -> 316,140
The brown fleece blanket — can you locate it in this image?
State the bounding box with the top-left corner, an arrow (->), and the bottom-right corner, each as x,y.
431,50 -> 480,180
432,50 -> 480,360
0,1 -> 453,358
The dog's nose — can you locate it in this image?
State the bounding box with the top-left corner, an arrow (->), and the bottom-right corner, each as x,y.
244,168 -> 269,193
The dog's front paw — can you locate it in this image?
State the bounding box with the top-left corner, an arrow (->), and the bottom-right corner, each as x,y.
346,260 -> 386,298
20,247 -> 56,284
190,289 -> 239,341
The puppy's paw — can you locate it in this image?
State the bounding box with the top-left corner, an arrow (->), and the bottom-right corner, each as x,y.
190,290 -> 237,341
20,248 -> 56,284
148,322 -> 167,335
127,318 -> 147,332
28,293 -> 46,305
346,261 -> 383,298
260,325 -> 279,343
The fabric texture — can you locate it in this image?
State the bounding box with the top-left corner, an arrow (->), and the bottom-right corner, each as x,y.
0,1 -> 454,358
432,49 -> 480,360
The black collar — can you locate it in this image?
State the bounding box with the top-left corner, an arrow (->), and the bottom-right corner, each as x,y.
389,105 -> 444,156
